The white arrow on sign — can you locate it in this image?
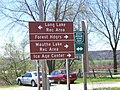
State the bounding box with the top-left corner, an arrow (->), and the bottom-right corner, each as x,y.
64,35 -> 68,39
77,47 -> 83,51
38,25 -> 43,30
64,44 -> 69,48
67,53 -> 71,58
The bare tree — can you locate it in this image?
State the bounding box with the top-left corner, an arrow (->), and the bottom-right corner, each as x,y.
46,0 -> 86,74
87,0 -> 120,73
0,0 -> 87,74
20,38 -> 29,73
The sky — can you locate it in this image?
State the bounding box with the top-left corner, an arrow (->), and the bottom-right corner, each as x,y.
0,25 -> 29,53
0,0 -> 120,56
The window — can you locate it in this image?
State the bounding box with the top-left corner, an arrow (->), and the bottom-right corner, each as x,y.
51,71 -> 55,75
54,71 -> 58,75
60,70 -> 66,74
34,72 -> 42,76
27,73 -> 32,77
24,73 -> 32,77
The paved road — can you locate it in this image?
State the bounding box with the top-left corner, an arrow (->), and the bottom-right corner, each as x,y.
1,82 -> 120,90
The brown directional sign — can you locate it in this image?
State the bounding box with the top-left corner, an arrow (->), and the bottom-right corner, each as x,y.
29,21 -> 75,60
30,41 -> 74,52
29,22 -> 73,33
30,33 -> 74,40
30,52 -> 74,60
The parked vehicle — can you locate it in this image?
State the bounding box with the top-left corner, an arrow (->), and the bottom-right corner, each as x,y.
16,71 -> 52,87
49,69 -> 77,84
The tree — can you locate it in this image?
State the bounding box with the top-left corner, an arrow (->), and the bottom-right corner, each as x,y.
46,0 -> 86,74
20,38 -> 29,73
87,0 -> 120,73
0,0 -> 87,74
0,37 -> 30,85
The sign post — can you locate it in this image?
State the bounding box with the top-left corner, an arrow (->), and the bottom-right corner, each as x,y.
29,21 -> 75,90
66,59 -> 70,90
37,60 -> 40,90
38,0 -> 44,90
29,1 -> 75,90
82,20 -> 88,90
74,21 -> 88,90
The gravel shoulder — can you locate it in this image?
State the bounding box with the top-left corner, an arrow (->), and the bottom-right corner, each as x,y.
0,82 -> 120,90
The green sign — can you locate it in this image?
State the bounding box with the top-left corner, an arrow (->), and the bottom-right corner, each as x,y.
75,43 -> 84,54
74,31 -> 84,54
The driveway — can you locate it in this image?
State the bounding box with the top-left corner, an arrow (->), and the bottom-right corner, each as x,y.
1,82 -> 120,90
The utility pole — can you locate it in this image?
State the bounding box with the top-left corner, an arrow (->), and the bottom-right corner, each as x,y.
82,20 -> 88,90
38,0 -> 48,90
38,0 -> 44,90
42,60 -> 47,90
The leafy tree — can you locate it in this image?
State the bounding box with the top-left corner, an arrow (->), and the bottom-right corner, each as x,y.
0,37 -> 30,85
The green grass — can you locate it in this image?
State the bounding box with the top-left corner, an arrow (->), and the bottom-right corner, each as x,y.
89,60 -> 113,64
0,85 -> 18,88
75,77 -> 120,84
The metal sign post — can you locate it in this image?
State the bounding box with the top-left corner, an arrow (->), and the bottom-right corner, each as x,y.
37,60 -> 40,90
82,54 -> 87,90
66,59 -> 70,90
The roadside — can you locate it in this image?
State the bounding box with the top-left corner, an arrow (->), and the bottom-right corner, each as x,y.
0,82 -> 120,90
88,82 -> 120,90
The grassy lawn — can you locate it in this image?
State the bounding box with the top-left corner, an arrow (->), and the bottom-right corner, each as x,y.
75,77 -> 120,84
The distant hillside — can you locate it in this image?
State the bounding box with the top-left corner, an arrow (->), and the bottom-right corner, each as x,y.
89,50 -> 120,60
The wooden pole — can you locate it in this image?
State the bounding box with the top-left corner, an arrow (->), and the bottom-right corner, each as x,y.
82,20 -> 88,90
38,0 -> 48,90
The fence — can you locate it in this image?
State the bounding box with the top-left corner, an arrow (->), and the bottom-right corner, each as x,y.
77,68 -> 120,78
